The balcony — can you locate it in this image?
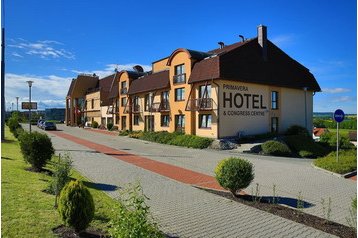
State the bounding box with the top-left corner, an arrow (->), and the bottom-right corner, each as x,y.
173,73 -> 186,84
120,87 -> 128,95
149,100 -> 170,112
186,98 -> 213,111
132,105 -> 140,113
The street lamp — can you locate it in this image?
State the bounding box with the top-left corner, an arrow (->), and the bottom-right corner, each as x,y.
26,81 -> 34,133
16,96 -> 19,111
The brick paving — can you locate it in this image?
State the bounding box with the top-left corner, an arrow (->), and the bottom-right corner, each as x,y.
34,126 -> 338,238
62,126 -> 356,226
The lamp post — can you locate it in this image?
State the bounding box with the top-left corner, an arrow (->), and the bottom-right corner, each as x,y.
16,96 -> 19,111
26,81 -> 33,133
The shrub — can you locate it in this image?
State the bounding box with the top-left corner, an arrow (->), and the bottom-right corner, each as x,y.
314,150 -> 357,174
14,126 -> 24,139
284,135 -> 328,158
109,182 -> 163,238
215,157 -> 254,196
91,121 -> 99,128
261,140 -> 291,156
18,131 -> 55,170
58,180 -> 95,232
118,130 -> 131,136
112,126 -> 119,131
129,131 -> 143,139
285,125 -> 310,137
107,122 -> 113,131
48,153 -> 73,207
320,132 -> 355,150
7,117 -> 22,137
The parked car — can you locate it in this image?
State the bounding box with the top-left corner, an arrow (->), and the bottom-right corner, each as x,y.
42,121 -> 57,131
37,119 -> 44,128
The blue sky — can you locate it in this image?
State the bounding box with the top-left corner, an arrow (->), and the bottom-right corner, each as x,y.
4,0 -> 357,113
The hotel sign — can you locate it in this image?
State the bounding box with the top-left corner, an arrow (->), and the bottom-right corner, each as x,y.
222,84 -> 267,116
22,102 -> 37,110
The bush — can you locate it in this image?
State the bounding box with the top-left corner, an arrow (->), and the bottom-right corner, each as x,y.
14,126 -> 24,139
284,135 -> 328,158
7,117 -> 22,138
107,122 -> 113,131
215,157 -> 254,196
139,131 -> 213,149
118,130 -> 131,136
109,182 -> 163,238
320,132 -> 355,150
48,153 -> 73,206
18,131 -> 55,170
112,126 -> 119,131
285,125 -> 310,137
261,140 -> 291,156
58,180 -> 95,232
92,121 -> 99,128
314,150 -> 356,174
129,131 -> 144,139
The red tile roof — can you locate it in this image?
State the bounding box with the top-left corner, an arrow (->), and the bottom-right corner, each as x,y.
128,70 -> 170,95
313,128 -> 329,137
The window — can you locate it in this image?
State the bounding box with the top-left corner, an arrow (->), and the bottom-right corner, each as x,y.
173,64 -> 186,84
134,115 -> 140,125
199,84 -> 211,98
175,88 -> 185,101
271,91 -> 279,109
144,94 -> 153,111
121,97 -> 127,107
175,115 -> 185,132
161,115 -> 170,127
161,91 -> 169,110
199,114 -> 212,128
271,117 -> 279,133
121,81 -> 127,94
91,99 -> 94,109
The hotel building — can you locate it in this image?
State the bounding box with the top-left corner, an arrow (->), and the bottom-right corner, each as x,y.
66,25 -> 321,139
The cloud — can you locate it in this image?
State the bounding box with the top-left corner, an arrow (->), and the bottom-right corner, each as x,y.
11,52 -> 23,58
271,34 -> 295,47
71,63 -> 152,78
8,39 -> 75,60
5,73 -> 72,110
4,63 -> 152,110
322,88 -> 350,93
332,96 -> 355,103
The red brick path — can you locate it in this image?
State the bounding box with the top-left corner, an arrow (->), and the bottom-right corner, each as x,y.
50,131 -> 225,191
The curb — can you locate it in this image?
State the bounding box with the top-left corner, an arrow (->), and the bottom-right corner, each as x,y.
311,163 -> 357,179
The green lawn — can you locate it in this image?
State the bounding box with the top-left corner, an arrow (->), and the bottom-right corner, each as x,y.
314,150 -> 357,174
328,128 -> 354,137
1,127 -> 118,237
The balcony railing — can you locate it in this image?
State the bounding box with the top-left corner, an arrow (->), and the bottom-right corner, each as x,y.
149,100 -> 170,112
186,98 -> 213,111
173,73 -> 186,84
132,104 -> 140,113
120,87 -> 128,95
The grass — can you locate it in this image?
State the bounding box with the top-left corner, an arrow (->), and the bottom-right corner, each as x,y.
314,150 -> 357,174
328,128 -> 353,137
1,126 -> 118,237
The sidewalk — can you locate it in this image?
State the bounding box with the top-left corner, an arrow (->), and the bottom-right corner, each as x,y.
34,125 -> 338,238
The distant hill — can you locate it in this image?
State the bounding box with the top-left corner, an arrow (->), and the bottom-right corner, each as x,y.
314,112 -> 357,118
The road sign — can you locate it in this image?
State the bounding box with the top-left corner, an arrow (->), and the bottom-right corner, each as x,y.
333,109 -> 345,123
21,102 -> 37,110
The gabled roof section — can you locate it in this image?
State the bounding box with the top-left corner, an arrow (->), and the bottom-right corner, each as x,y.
99,73 -> 118,106
128,70 -> 170,95
189,39 -> 321,92
166,48 -> 212,66
108,73 -> 120,99
67,79 -> 76,97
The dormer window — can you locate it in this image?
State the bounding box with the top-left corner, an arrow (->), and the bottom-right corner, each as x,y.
173,64 -> 186,84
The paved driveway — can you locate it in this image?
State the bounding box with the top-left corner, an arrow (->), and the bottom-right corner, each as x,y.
27,124 -> 354,237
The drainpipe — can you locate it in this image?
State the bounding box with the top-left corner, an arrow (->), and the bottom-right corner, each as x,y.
212,79 -> 220,139
303,87 -> 308,130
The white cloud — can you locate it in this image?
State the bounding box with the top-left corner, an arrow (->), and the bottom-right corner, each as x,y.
5,73 -> 72,110
332,96 -> 355,103
71,63 -> 152,78
11,52 -> 23,58
271,34 -> 295,47
322,88 -> 350,93
8,39 -> 75,60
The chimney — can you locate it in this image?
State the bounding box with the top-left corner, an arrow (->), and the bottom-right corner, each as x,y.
218,41 -> 225,49
257,25 -> 267,61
